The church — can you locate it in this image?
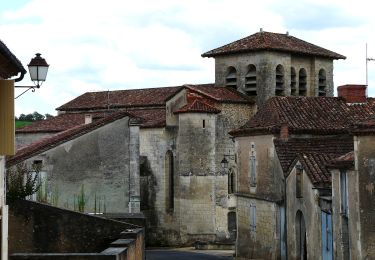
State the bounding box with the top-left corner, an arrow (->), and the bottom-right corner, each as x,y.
9,29 -> 373,258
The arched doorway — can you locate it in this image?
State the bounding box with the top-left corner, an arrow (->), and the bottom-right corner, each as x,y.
296,210 -> 307,260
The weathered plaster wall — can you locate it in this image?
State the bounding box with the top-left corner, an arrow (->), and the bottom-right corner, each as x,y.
286,166 -> 322,260
236,135 -> 284,201
16,132 -> 54,148
18,117 -> 140,214
166,89 -> 187,126
139,127 -> 180,245
237,196 -> 280,259
355,135 -> 375,258
215,51 -> 334,106
331,168 -> 360,260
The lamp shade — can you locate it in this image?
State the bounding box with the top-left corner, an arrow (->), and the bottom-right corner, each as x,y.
28,53 -> 49,82
221,157 -> 229,169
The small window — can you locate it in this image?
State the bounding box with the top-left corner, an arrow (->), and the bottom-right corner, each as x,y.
228,169 -> 235,194
318,69 -> 327,96
225,67 -> 237,88
165,151 -> 174,211
291,67 -> 297,96
249,143 -> 256,187
340,170 -> 348,217
250,204 -> 256,232
202,119 -> 205,129
299,68 -> 307,96
275,65 -> 285,96
296,165 -> 303,198
245,64 -> 257,95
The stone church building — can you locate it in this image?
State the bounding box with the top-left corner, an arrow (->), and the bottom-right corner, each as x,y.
9,30 -> 350,249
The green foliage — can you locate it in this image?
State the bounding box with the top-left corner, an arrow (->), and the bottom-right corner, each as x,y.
74,184 -> 87,213
7,163 -> 42,202
15,121 -> 33,128
16,111 -> 54,122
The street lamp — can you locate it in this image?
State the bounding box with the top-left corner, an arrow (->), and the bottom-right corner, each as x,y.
15,53 -> 49,99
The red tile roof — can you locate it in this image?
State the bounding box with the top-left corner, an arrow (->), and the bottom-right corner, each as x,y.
351,117 -> 375,135
202,31 -> 345,59
230,97 -> 375,136
326,151 -> 354,169
16,112 -> 108,133
295,153 -> 337,187
7,111 -> 142,167
183,84 -> 252,104
174,99 -> 221,114
56,86 -> 183,112
126,108 -> 166,128
274,137 -> 353,175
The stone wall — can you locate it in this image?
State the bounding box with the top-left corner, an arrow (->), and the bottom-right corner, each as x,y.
15,117 -> 140,214
214,51 -> 334,106
286,165 -> 322,260
16,132 -> 54,148
9,199 -> 144,260
237,196 -> 280,259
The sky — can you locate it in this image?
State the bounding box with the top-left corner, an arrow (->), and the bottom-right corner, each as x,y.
0,0 -> 374,116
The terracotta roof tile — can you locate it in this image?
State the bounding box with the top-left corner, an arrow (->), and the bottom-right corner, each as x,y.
296,153 -> 337,186
326,151 -> 355,169
174,99 -> 221,114
7,111 -> 142,167
230,97 -> 375,136
16,112 -> 108,133
274,137 -> 353,175
202,31 -> 345,59
56,86 -> 183,112
184,84 -> 252,104
126,108 -> 166,128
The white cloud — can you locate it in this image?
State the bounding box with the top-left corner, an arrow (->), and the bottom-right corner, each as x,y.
2,0 -> 375,115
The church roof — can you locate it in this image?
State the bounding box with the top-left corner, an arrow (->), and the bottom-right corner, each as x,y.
7,111 -> 142,167
56,84 -> 251,112
56,85 -> 183,112
202,31 -> 346,60
174,99 -> 221,114
230,96 -> 375,136
274,137 -> 353,176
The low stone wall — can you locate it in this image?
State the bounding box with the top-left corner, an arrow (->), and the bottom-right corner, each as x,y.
8,200 -> 145,260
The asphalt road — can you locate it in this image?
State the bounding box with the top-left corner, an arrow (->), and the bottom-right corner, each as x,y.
146,249 -> 233,260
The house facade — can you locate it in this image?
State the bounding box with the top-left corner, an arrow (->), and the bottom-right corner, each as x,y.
230,85 -> 375,259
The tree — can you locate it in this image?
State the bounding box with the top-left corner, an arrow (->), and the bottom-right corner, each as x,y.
32,111 -> 45,121
6,163 -> 42,202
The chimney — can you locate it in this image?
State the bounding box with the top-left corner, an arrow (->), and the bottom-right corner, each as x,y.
85,114 -> 93,124
337,84 -> 367,103
280,123 -> 289,140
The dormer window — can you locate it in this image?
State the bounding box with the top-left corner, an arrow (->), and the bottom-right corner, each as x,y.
275,65 -> 284,96
245,64 -> 257,96
225,66 -> 237,88
318,69 -> 327,96
291,67 -> 297,96
299,68 -> 307,96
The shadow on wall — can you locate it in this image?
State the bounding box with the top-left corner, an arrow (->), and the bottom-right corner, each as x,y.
8,199 -> 145,260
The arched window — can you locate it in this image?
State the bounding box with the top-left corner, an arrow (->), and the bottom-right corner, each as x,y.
228,168 -> 235,194
225,66 -> 237,88
245,64 -> 257,95
291,67 -> 297,96
318,69 -> 327,96
165,151 -> 174,211
275,65 -> 285,96
299,68 -> 307,96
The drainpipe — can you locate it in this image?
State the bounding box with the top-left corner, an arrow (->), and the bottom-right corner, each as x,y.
14,70 -> 26,82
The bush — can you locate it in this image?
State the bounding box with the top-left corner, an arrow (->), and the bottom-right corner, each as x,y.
6,163 -> 42,202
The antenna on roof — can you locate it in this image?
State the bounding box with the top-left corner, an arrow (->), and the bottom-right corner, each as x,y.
366,43 -> 375,89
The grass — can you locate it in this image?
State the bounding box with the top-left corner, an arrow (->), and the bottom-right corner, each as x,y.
15,121 -> 33,128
